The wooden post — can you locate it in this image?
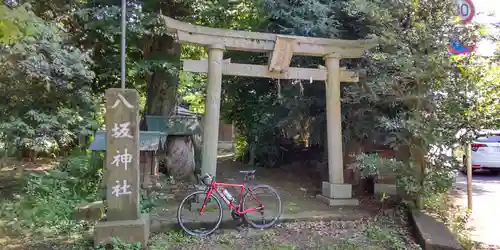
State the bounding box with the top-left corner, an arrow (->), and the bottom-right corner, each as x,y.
466,143 -> 472,210
141,152 -> 152,189
94,88 -> 149,247
152,153 -> 159,188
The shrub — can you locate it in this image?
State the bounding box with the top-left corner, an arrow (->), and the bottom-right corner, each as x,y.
350,152 -> 455,207
0,151 -> 162,240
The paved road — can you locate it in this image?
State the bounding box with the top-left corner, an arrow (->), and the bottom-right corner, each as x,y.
454,171 -> 500,246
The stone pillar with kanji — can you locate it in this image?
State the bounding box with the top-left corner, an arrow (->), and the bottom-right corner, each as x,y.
94,88 -> 150,248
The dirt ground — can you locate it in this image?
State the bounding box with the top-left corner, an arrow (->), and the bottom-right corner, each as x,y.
156,156 -> 385,215
2,217 -> 419,250
0,158 -> 57,200
148,214 -> 420,250
0,156 -> 420,250
148,157 -> 419,249
150,156 -> 387,231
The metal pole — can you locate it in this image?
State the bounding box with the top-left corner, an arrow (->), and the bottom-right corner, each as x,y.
466,143 -> 473,210
120,0 -> 127,89
465,55 -> 473,211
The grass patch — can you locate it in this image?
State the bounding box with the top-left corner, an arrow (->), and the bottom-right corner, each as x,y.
284,202 -> 301,214
424,192 -> 477,249
149,231 -> 200,249
363,219 -> 416,249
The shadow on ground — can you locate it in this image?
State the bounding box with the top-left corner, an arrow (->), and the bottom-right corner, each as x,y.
150,158 -> 372,232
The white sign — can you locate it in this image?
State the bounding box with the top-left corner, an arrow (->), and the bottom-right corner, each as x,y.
111,180 -> 132,197
111,148 -> 133,170
111,122 -> 133,139
455,0 -> 475,24
111,93 -> 134,109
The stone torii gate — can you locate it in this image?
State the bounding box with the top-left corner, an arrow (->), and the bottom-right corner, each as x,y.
164,17 -> 377,206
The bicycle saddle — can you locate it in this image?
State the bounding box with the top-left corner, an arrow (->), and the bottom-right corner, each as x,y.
239,170 -> 256,175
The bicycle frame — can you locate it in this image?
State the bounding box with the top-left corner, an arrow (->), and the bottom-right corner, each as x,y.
199,180 -> 264,215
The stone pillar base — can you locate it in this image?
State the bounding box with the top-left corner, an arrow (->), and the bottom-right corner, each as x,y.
94,214 -> 150,248
374,183 -> 397,196
316,181 -> 358,206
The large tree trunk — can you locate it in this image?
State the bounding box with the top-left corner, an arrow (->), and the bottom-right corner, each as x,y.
143,32 -> 199,183
163,136 -> 196,182
145,35 -> 180,116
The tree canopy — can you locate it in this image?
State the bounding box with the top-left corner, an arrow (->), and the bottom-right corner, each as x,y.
0,3 -> 97,155
0,0 -> 499,206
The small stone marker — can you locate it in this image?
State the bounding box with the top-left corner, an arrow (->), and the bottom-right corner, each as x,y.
94,88 -> 149,248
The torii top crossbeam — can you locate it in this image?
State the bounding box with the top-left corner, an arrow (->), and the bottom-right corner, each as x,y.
163,16 -> 377,59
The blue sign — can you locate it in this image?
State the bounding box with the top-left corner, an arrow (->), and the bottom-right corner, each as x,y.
448,39 -> 475,55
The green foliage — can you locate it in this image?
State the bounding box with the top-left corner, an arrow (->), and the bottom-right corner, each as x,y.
0,153 -> 160,245
178,70 -> 207,113
182,0 -> 266,116
0,3 -> 98,155
350,152 -> 455,205
350,153 -> 404,179
0,4 -> 35,44
76,1 -> 174,94
234,134 -> 249,160
140,190 -> 161,214
95,238 -> 142,250
0,151 -> 162,244
255,0 -> 497,206
149,231 -> 198,249
0,153 -> 102,237
0,1 -> 497,247
364,217 -> 419,250
341,0 -> 497,207
74,0 -> 229,115
261,0 -> 343,37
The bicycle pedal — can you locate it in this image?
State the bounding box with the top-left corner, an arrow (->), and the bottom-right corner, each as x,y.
230,211 -> 242,221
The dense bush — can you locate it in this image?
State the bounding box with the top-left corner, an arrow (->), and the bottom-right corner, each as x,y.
0,4 -> 99,157
0,151 -> 161,240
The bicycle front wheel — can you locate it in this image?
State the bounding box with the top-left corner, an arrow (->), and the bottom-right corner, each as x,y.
242,184 -> 282,229
177,190 -> 223,237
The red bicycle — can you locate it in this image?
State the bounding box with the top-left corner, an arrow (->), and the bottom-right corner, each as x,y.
177,170 -> 282,236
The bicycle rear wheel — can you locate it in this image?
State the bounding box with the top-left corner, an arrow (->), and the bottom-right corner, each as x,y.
177,190 -> 223,237
242,184 -> 282,229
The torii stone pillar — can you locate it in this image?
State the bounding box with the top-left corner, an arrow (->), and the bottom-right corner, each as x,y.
317,53 -> 359,206
201,44 -> 224,177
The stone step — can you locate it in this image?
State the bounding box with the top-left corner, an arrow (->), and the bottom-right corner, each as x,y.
73,201 -> 106,221
408,210 -> 462,250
